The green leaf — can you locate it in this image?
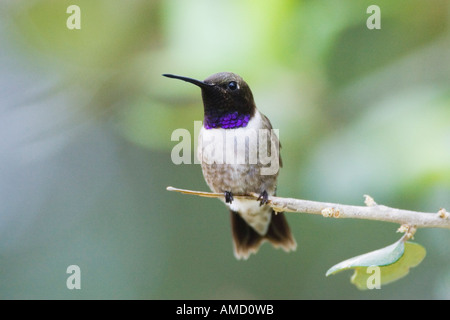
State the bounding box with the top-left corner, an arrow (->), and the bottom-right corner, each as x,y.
326,240 -> 426,290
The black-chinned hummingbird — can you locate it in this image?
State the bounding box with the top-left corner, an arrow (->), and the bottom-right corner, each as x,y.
164,72 -> 297,259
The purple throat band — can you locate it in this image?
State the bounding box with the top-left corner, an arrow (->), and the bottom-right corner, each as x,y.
205,112 -> 250,129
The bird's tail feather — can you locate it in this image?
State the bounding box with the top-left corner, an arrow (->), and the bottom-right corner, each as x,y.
230,210 -> 297,260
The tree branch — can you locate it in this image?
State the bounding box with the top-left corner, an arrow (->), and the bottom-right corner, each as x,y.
166,186 -> 450,229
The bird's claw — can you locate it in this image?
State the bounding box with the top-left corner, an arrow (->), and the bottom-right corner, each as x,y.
225,191 -> 234,204
257,190 -> 269,206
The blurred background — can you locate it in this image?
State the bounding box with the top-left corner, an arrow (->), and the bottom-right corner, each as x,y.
0,0 -> 449,299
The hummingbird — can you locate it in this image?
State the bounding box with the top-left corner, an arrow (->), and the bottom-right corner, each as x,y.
164,72 -> 297,259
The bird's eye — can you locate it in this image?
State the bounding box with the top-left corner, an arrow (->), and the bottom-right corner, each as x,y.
228,81 -> 238,91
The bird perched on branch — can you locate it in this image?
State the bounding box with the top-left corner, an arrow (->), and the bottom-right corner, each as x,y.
164,72 -> 296,259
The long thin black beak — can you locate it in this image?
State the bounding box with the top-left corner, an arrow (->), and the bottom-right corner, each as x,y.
162,74 -> 213,89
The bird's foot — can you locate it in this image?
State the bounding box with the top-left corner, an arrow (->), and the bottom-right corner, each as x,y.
224,191 -> 234,204
257,190 -> 269,206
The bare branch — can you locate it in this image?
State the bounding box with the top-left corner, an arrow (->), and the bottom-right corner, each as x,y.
166,186 -> 450,229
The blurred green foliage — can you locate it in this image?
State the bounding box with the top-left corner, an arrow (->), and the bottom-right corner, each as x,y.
0,0 -> 449,299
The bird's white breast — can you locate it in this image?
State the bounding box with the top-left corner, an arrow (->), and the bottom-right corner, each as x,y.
197,111 -> 267,166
